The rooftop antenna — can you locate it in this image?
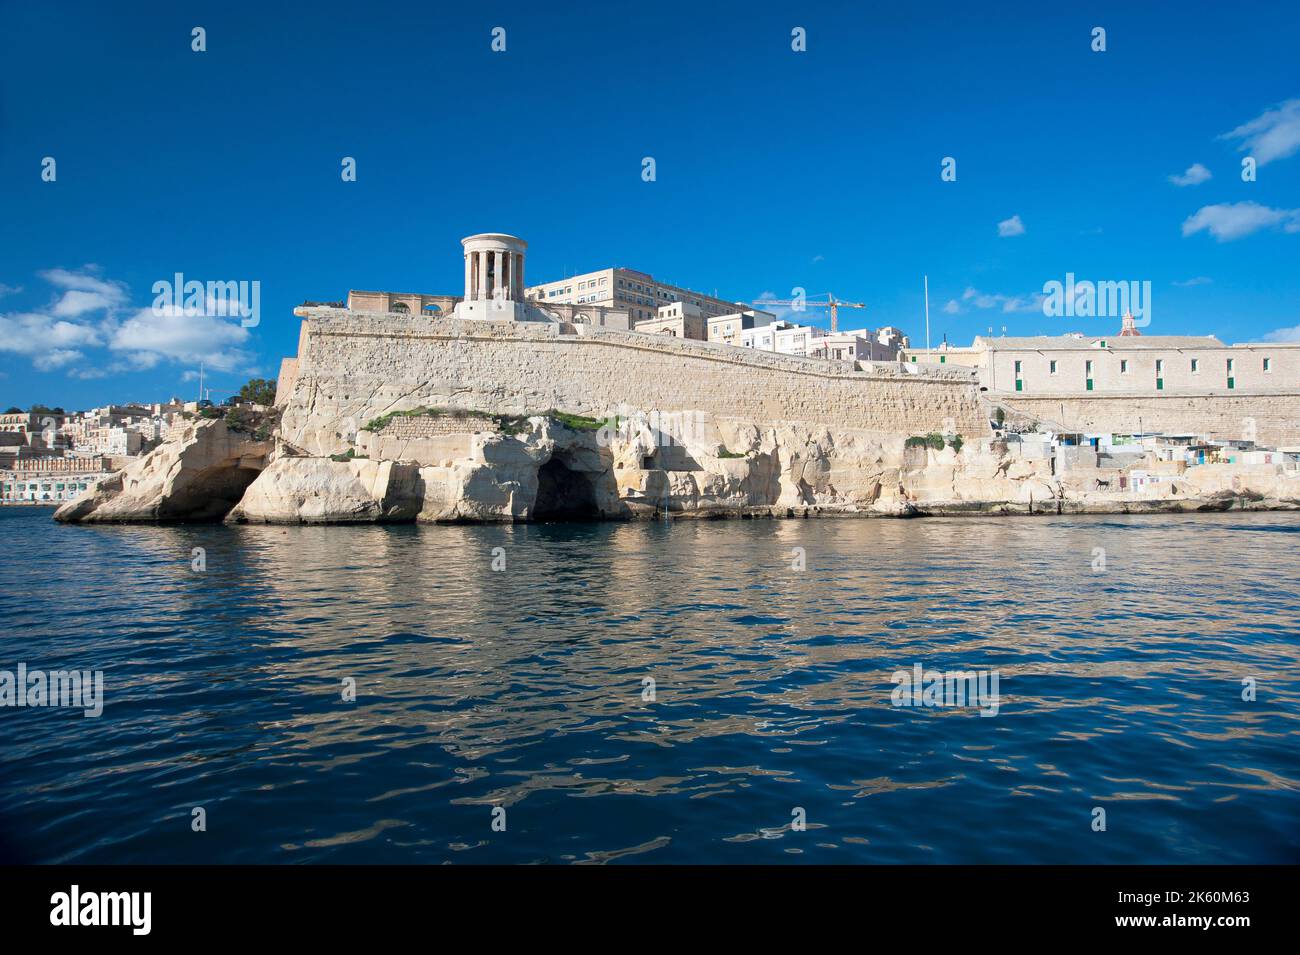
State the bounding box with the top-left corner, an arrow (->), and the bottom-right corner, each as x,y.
924,275 -> 931,356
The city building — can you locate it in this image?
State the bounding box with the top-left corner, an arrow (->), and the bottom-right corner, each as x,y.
1,458 -> 111,504
636,301 -> 708,340
706,310 -> 774,345
738,320 -> 826,356
976,322 -> 1300,395
525,266 -> 748,326
346,234 -> 632,329
903,343 -> 983,367
817,326 -> 909,362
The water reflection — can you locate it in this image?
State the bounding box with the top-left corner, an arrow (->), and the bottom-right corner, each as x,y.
1,509 -> 1298,863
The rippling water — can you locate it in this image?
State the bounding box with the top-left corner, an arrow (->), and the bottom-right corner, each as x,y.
1,507 -> 1298,864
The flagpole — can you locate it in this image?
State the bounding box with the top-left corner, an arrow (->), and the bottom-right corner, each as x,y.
924,275 -> 931,357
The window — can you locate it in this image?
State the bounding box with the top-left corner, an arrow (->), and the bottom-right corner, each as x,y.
1014,360 -> 1022,374
1015,379 -> 1024,391
391,301 -> 409,313
1085,360 -> 1093,375
1120,359 -> 1129,373
1191,358 -> 1199,373
1049,360 -> 1058,375
1264,357 -> 1272,372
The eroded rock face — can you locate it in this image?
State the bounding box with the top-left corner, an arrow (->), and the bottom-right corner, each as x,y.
59,409 -> 1300,526
230,418 -> 624,524
54,420 -> 271,523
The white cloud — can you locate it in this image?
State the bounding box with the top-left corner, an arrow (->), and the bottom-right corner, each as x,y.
51,288 -> 121,317
109,306 -> 252,372
1168,163 -> 1212,186
1221,98 -> 1300,166
1172,276 -> 1212,287
37,268 -> 128,303
0,311 -> 103,356
0,283 -> 22,299
997,215 -> 1025,237
1181,201 -> 1300,241
942,299 -> 960,314
1262,325 -> 1300,343
2,269 -> 257,375
68,367 -> 110,380
960,286 -> 1044,313
33,349 -> 85,371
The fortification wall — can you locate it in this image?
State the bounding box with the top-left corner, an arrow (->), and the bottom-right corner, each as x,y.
277,309 -> 988,455
998,391 -> 1300,447
371,413 -> 500,437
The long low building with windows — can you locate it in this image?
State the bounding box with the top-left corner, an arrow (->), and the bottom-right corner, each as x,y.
981,333 -> 1298,395
525,266 -> 748,327
971,315 -> 1299,396
1,459 -> 112,505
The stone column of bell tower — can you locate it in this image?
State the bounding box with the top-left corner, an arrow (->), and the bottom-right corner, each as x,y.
455,233 -> 530,321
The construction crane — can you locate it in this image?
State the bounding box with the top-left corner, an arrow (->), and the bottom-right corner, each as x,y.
744,293 -> 866,333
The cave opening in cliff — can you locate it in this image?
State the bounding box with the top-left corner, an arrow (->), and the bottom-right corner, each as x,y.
533,457 -> 599,521
164,464 -> 263,521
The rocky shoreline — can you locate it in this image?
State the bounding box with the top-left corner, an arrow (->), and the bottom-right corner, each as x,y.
52,413 -> 1300,525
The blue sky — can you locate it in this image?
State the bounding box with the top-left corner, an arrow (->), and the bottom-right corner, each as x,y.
2,0 -> 1298,409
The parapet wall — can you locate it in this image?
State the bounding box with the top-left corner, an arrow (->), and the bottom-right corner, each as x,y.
998,392 -> 1300,447
277,309 -> 987,455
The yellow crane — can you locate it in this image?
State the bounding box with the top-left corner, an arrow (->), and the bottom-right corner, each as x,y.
745,293 -> 866,333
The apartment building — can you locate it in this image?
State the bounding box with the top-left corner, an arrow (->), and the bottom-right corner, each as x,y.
738,320 -> 826,356
525,267 -> 748,326
819,326 -> 909,361
706,310 -> 775,345
1,458 -> 111,504
636,301 -> 708,340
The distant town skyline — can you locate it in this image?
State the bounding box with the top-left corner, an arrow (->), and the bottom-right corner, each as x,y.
3,0 -> 1299,409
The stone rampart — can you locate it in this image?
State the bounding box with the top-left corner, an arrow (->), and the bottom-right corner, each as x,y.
996,391 -> 1300,447
277,308 -> 988,455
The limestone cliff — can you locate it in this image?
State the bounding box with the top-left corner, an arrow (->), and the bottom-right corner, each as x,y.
226,411 -> 1300,524
54,419 -> 271,523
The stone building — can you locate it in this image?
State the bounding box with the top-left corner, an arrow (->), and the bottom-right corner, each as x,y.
1,458 -> 111,504
346,291 -> 459,316
977,324 -> 1300,396
706,310 -> 774,345
635,301 -> 708,340
525,265 -> 748,327
346,233 -> 631,329
738,320 -> 825,356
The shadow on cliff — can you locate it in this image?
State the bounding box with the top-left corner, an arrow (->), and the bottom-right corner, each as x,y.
533,456 -> 601,521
